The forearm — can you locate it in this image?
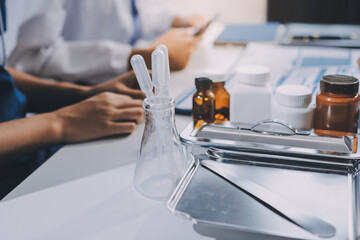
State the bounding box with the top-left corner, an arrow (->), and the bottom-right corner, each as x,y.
0,113 -> 62,162
0,91 -> 145,162
7,66 -> 90,112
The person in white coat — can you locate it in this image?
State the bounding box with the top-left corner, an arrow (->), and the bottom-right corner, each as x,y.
8,0 -> 206,84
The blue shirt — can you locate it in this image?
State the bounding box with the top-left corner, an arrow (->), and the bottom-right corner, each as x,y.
0,66 -> 62,199
0,66 -> 61,165
0,66 -> 27,122
0,0 -> 60,199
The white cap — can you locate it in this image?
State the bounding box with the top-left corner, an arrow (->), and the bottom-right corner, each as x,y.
275,85 -> 312,108
235,65 -> 270,86
197,69 -> 227,82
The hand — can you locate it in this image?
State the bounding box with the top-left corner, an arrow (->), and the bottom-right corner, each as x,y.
52,92 -> 144,143
87,71 -> 146,100
172,15 -> 208,29
152,28 -> 200,70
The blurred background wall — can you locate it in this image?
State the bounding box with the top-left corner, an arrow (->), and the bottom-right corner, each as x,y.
5,0 -> 360,55
4,0 -> 267,55
157,0 -> 267,24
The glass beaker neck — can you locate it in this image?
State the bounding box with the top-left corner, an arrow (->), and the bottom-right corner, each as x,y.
143,96 -> 175,112
143,96 -> 177,137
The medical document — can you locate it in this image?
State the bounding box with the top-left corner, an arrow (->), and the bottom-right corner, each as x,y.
237,43 -> 360,94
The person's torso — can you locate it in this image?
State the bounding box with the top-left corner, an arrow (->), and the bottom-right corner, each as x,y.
61,0 -> 134,43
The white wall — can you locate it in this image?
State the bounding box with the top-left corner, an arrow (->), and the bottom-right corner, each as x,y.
156,0 -> 267,24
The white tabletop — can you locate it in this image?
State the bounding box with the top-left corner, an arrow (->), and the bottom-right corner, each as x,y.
0,24 -> 261,240
1,21 -> 354,239
2,22 -> 341,240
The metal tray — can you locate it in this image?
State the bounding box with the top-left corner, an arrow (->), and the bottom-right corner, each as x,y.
167,121 -> 360,239
168,154 -> 359,240
180,121 -> 360,173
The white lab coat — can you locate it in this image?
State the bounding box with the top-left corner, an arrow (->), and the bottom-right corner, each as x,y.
8,0 -> 175,84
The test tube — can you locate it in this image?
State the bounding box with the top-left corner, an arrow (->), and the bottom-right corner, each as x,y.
130,54 -> 153,99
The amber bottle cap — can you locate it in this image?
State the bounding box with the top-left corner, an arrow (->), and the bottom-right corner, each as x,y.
320,75 -> 359,95
195,77 -> 213,89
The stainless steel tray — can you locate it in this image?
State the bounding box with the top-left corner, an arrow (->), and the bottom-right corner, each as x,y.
180,121 -> 360,173
168,121 -> 360,239
168,154 -> 359,240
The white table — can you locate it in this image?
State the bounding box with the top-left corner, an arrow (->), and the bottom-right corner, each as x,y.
2,22 -> 344,240
0,24 -> 267,240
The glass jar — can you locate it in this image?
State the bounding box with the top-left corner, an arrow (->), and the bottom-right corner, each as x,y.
211,80 -> 230,123
314,75 -> 360,136
192,77 -> 215,128
133,97 -> 188,200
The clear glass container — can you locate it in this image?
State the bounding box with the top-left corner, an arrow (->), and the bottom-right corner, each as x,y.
133,97 -> 188,200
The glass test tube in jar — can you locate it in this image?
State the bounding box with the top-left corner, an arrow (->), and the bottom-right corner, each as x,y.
314,75 -> 360,136
210,73 -> 230,123
192,77 -> 215,129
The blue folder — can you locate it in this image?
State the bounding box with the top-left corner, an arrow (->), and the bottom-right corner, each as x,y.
214,23 -> 280,46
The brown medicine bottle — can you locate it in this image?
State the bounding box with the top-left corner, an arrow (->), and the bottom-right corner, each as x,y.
211,77 -> 230,123
192,77 -> 215,129
314,75 -> 360,136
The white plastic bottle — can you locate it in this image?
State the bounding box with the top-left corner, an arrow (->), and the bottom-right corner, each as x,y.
230,65 -> 272,124
272,85 -> 313,129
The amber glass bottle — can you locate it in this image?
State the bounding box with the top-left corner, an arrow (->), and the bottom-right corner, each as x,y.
192,77 -> 215,129
212,81 -> 230,123
314,75 -> 360,136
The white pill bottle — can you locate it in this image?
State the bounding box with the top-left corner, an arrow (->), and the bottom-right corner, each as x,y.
271,85 -> 314,129
230,65 -> 272,124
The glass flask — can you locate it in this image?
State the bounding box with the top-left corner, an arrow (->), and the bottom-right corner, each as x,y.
133,97 -> 188,200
